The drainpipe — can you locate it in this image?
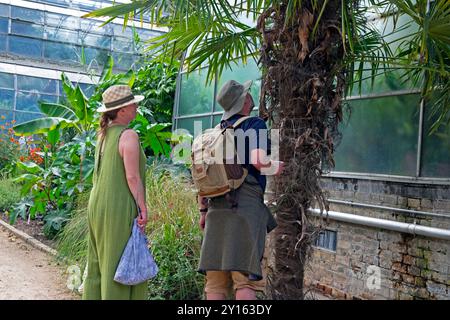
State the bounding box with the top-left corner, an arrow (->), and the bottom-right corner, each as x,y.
309,208 -> 450,241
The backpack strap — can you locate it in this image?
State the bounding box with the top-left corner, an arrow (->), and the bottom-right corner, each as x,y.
231,116 -> 251,129
216,115 -> 252,129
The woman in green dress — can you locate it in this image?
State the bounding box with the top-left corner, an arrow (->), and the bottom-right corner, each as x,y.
82,85 -> 148,300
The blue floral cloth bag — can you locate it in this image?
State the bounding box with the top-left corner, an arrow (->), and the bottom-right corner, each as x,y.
114,218 -> 158,285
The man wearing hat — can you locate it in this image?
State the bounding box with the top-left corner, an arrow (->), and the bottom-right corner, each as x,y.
197,80 -> 283,300
83,85 -> 149,300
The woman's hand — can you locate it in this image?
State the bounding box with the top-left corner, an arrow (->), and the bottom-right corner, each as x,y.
137,209 -> 148,232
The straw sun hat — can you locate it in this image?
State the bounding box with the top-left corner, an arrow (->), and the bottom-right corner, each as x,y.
96,85 -> 144,112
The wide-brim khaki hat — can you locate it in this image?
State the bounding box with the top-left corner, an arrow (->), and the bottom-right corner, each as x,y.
218,80 -> 253,120
97,84 -> 144,112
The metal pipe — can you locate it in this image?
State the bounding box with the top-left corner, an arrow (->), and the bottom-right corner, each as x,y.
309,208 -> 450,241
323,171 -> 450,185
416,97 -> 425,178
344,89 -> 421,101
328,198 -> 450,220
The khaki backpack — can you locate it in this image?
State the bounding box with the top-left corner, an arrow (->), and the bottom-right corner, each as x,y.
191,116 -> 251,198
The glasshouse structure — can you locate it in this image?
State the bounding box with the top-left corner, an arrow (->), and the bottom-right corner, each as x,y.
0,0 -> 163,125
0,0 -> 448,301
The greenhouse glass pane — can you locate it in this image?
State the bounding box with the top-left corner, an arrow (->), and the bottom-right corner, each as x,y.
176,116 -> 211,138
0,4 -> 7,17
16,92 -> 41,113
84,47 -> 109,66
113,36 -> 133,53
136,28 -> 160,41
81,19 -> 111,35
80,33 -> 111,49
333,94 -> 421,176
46,27 -> 79,45
0,110 -> 13,124
72,0 -> 102,11
78,83 -> 94,98
44,42 -> 80,63
16,92 -> 56,113
0,89 -> 14,110
46,12 -> 79,29
17,75 -> 57,94
421,105 -> 450,178
178,69 -> 214,116
11,21 -> 44,38
0,17 -> 7,33
216,57 -> 261,111
9,36 -> 42,58
112,24 -> 133,38
11,7 -> 44,24
0,35 -> 6,51
38,0 -> 70,7
0,73 -> 14,88
349,15 -> 419,96
112,52 -> 134,70
14,111 -> 44,124
213,115 -> 222,127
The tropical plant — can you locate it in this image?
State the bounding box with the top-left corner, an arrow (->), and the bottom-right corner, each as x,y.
132,60 -> 179,124
383,0 -> 450,132
131,114 -> 172,157
11,152 -> 69,224
0,117 -> 25,177
13,73 -> 93,137
56,191 -> 90,266
144,162 -> 203,300
0,178 -> 21,212
85,0 -> 450,299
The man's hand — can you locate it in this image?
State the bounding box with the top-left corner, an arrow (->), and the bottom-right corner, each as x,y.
260,160 -> 285,176
199,213 -> 206,231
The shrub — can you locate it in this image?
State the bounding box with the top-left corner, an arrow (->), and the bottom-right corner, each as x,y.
0,117 -> 26,178
0,178 -> 21,212
145,164 -> 203,300
56,191 -> 89,266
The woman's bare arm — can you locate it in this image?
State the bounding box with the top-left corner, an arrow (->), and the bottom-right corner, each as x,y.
119,130 -> 147,226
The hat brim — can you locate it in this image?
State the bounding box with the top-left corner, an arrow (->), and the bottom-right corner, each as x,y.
96,95 -> 145,112
221,80 -> 253,121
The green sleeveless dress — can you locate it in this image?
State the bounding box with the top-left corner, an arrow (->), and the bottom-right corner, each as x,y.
82,125 -> 147,300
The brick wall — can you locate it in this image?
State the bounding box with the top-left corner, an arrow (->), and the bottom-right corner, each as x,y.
304,177 -> 450,300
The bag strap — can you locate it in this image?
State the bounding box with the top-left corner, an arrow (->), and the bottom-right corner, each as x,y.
215,115 -> 252,129
231,116 -> 251,129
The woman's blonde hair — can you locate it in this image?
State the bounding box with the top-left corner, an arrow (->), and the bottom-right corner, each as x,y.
98,109 -> 120,138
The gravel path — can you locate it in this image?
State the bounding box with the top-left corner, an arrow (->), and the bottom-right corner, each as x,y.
0,226 -> 79,300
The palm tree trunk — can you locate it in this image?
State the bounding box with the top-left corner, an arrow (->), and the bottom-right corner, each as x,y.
258,0 -> 346,299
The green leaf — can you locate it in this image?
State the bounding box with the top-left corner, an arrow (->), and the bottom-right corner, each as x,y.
38,102 -> 78,121
13,117 -> 71,135
47,128 -> 60,146
100,55 -> 114,82
16,162 -> 44,174
51,167 -> 62,177
72,86 -> 89,122
61,73 -> 75,96
81,1 -> 148,20
147,123 -> 172,132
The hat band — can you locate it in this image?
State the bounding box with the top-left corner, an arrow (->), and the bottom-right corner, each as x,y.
104,94 -> 135,109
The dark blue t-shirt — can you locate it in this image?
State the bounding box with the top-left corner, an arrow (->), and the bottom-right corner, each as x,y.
220,114 -> 271,192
